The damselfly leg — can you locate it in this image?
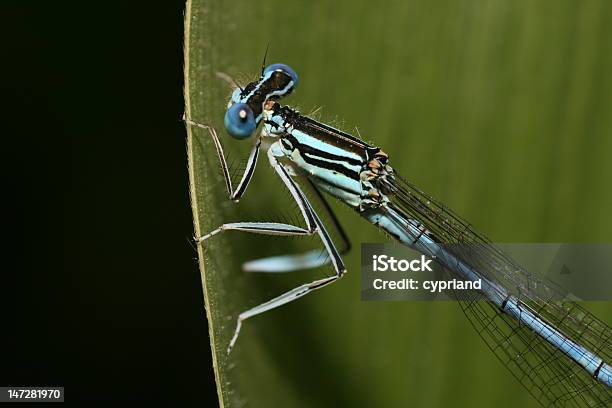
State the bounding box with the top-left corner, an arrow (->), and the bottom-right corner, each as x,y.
201,146 -> 348,353
186,118 -> 348,352
183,117 -> 261,202
243,178 -> 351,273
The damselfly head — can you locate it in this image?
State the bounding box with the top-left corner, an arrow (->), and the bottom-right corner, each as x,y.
223,63 -> 298,139
224,103 -> 256,139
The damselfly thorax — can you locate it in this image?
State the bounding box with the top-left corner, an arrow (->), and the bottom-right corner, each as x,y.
263,101 -> 395,212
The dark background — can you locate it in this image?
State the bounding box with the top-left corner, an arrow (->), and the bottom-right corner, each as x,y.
2,2 -> 218,405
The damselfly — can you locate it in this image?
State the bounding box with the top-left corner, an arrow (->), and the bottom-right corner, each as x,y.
185,63 -> 611,407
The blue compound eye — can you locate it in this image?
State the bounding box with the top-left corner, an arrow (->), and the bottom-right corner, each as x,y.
263,63 -> 299,87
224,103 -> 256,139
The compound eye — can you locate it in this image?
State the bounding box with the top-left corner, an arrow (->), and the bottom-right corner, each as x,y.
263,63 -> 299,87
224,103 -> 256,139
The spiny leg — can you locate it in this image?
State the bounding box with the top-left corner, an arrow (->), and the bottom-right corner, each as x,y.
195,151 -> 322,245
226,152 -> 346,353
183,117 -> 261,201
228,275 -> 339,353
242,249 -> 330,273
195,147 -> 319,243
197,222 -> 315,243
243,178 -> 351,273
266,149 -> 345,274
306,178 -> 351,253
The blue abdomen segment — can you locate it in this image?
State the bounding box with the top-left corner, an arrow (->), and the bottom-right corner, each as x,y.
365,204 -> 612,387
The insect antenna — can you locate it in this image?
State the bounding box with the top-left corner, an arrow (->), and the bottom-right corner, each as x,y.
260,43 -> 270,76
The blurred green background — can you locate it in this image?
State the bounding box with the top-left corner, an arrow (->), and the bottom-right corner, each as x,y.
187,1 -> 612,407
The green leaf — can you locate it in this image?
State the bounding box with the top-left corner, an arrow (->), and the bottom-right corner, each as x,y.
185,1 -> 612,407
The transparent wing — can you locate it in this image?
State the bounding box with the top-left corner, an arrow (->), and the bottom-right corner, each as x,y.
378,172 -> 612,407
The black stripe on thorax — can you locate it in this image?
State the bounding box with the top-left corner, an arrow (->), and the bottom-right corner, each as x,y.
283,134 -> 364,166
302,152 -> 360,180
272,104 -> 372,158
283,134 -> 362,180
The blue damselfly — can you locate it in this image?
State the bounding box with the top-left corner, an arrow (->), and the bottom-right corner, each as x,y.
185,63 -> 611,407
